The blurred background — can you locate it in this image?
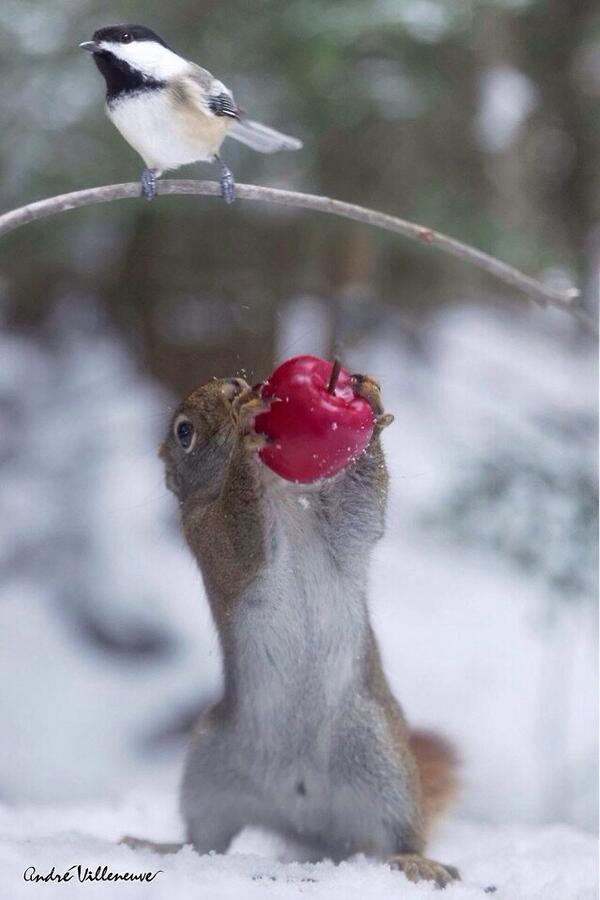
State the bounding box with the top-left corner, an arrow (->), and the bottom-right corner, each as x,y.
0,0 -> 597,834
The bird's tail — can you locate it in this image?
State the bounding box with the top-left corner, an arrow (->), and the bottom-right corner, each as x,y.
409,729 -> 459,833
228,119 -> 302,154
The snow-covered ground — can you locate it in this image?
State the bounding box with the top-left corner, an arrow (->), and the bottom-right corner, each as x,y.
0,301 -> 596,898
1,786 -> 597,899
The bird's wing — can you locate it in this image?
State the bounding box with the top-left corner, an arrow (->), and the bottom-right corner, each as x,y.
184,65 -> 240,119
207,80 -> 240,119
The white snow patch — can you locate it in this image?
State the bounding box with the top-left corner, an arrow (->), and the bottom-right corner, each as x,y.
0,789 -> 596,899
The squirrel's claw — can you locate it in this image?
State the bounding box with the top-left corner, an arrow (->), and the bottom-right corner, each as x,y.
243,431 -> 269,451
351,374 -> 393,432
231,386 -> 272,447
351,373 -> 384,415
375,413 -> 394,431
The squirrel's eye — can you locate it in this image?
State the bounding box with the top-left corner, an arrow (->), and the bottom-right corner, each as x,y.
121,32 -> 133,43
174,416 -> 196,452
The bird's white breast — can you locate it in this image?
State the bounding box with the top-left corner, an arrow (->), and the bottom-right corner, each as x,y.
107,89 -> 230,172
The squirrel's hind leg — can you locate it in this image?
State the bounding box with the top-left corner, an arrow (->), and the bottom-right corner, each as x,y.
389,853 -> 460,889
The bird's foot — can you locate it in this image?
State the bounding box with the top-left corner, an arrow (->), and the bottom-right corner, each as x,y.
216,158 -> 236,204
141,168 -> 157,201
219,169 -> 236,204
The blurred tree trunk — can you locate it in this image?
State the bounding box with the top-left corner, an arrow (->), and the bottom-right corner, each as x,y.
523,0 -> 598,308
473,6 -> 533,238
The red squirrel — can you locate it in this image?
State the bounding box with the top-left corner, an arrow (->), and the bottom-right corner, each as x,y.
126,374 -> 459,887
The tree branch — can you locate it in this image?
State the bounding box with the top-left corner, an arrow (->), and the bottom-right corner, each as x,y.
0,179 -> 595,333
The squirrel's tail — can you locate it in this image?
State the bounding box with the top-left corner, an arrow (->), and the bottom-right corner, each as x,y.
409,729 -> 459,831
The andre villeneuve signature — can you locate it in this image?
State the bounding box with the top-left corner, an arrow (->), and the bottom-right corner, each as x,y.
24,865 -> 163,884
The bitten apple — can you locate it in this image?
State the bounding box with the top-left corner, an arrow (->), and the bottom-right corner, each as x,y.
254,355 -> 374,483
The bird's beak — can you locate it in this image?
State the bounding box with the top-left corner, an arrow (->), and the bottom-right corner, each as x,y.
79,41 -> 99,53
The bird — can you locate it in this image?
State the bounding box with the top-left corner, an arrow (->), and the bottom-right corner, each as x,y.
80,24 -> 302,203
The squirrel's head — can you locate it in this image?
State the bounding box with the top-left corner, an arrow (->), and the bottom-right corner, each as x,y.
159,377 -> 248,503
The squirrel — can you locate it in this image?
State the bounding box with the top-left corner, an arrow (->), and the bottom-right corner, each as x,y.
124,374 -> 459,888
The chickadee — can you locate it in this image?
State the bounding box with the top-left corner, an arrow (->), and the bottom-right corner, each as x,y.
80,24 -> 302,203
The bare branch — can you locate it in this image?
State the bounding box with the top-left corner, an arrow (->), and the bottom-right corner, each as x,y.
0,179 -> 595,333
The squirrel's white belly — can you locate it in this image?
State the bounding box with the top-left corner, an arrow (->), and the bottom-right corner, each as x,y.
225,483 -> 396,849
107,90 -> 230,172
230,481 -> 368,747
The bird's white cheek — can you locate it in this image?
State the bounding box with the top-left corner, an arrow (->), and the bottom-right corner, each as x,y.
99,40 -> 188,80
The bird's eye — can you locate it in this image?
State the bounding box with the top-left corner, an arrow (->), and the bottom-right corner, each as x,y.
174,416 -> 196,452
121,32 -> 133,43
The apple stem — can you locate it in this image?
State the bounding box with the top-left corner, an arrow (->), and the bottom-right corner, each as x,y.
327,357 -> 342,394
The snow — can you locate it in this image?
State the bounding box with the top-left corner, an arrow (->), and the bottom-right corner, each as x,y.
0,788 -> 597,899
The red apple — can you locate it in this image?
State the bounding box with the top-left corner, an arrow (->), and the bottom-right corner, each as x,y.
254,355 -> 374,483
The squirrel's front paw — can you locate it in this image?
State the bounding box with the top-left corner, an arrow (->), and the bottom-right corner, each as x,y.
351,373 -> 394,433
231,385 -> 271,451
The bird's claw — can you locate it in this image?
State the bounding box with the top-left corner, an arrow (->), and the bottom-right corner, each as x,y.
141,168 -> 157,201
219,169 -> 236,204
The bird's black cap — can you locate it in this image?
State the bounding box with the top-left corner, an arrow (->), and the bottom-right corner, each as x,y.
91,24 -> 171,48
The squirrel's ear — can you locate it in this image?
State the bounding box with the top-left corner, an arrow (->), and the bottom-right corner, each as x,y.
221,378 -> 248,401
